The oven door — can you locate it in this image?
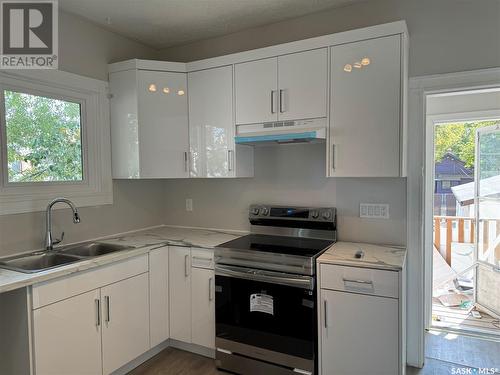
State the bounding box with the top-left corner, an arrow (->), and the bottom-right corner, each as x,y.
215,264 -> 316,372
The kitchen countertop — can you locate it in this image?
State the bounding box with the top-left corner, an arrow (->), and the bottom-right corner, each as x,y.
0,225 -> 245,294
318,241 -> 406,271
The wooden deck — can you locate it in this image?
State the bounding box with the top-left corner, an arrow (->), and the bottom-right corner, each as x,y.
432,246 -> 500,336
432,300 -> 500,336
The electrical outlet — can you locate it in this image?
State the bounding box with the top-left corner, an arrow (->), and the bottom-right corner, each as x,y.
360,203 -> 389,219
185,198 -> 193,212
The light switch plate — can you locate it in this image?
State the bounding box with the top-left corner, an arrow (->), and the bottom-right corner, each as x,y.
360,203 -> 389,219
185,198 -> 193,212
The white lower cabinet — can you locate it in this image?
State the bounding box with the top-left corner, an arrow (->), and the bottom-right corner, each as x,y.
32,247 -> 216,375
149,246 -> 170,347
320,289 -> 399,375
169,246 -> 215,349
101,273 -> 150,374
169,246 -> 192,342
33,289 -> 103,375
191,267 -> 215,349
31,255 -> 150,375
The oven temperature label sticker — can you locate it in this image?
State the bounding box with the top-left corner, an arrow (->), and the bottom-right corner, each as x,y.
250,293 -> 274,315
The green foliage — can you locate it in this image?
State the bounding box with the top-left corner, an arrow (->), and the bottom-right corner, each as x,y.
5,90 -> 83,182
434,120 -> 498,168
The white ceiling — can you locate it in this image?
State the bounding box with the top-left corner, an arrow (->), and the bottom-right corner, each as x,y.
59,0 -> 364,49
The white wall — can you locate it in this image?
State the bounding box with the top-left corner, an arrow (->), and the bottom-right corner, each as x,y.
0,12 -> 163,257
164,144 -> 407,245
427,90 -> 500,116
59,11 -> 159,80
160,0 -> 500,77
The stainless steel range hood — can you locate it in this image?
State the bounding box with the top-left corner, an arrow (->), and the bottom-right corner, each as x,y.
235,118 -> 326,146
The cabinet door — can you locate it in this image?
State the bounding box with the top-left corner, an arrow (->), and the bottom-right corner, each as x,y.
329,35 -> 401,177
278,48 -> 328,121
320,289 -> 399,375
188,66 -> 233,178
33,289 -> 102,375
101,273 -> 150,374
169,246 -> 192,342
191,267 -> 215,349
137,70 -> 189,178
149,247 -> 169,348
235,57 -> 278,125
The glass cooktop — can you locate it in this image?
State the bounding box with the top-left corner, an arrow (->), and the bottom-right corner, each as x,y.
217,234 -> 334,258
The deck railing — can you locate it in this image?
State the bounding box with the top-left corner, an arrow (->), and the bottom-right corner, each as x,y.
434,216 -> 500,265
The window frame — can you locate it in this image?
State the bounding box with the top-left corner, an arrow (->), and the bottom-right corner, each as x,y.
0,69 -> 112,215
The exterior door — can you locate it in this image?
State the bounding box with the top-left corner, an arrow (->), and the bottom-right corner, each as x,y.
169,246 -> 192,342
278,48 -> 328,121
137,70 -> 189,178
235,57 -> 278,125
474,124 -> 500,318
33,289 -> 103,375
101,273 -> 150,374
188,66 -> 234,178
191,267 -> 215,348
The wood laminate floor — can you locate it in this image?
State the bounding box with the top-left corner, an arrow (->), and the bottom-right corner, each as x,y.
130,332 -> 500,375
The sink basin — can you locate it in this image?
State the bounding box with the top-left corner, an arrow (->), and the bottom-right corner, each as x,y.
61,242 -> 132,257
0,242 -> 133,274
0,252 -> 81,273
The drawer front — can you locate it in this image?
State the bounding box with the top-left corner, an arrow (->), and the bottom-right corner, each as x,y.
32,254 -> 149,309
191,248 -> 214,269
320,263 -> 399,299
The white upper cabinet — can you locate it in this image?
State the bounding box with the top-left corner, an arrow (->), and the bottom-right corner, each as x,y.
235,49 -> 328,125
109,65 -> 189,179
328,35 -> 403,177
188,66 -> 253,178
278,48 -> 328,121
235,57 -> 278,125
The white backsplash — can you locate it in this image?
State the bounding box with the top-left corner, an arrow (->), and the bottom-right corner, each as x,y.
163,143 -> 407,246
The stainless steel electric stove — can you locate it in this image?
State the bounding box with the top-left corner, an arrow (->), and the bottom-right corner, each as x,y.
214,204 -> 336,375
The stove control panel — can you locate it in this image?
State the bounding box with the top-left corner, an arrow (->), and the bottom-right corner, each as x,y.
249,204 -> 336,222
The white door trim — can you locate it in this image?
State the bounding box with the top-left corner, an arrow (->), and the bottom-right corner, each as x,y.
406,67 -> 500,368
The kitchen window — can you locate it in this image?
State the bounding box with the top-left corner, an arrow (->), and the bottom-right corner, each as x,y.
0,70 -> 113,214
4,90 -> 84,183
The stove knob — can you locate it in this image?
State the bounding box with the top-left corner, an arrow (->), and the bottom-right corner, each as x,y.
251,207 -> 260,215
311,210 -> 319,219
322,210 -> 332,220
260,207 -> 269,216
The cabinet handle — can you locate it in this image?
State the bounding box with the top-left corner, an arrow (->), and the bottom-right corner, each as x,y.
95,298 -> 101,327
105,296 -> 111,323
271,90 -> 277,114
209,277 -> 213,301
183,151 -> 189,172
331,144 -> 336,170
185,254 -> 190,277
227,150 -> 233,172
342,278 -> 373,286
279,89 -> 285,113
323,300 -> 328,328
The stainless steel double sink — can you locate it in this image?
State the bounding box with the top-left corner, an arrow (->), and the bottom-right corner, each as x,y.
0,242 -> 133,273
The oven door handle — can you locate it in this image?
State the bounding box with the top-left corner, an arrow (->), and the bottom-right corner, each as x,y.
215,264 -> 314,290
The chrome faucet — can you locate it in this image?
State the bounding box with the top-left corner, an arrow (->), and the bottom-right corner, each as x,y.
45,197 -> 81,250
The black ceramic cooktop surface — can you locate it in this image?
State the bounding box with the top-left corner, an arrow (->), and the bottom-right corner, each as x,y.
217,234 -> 333,257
